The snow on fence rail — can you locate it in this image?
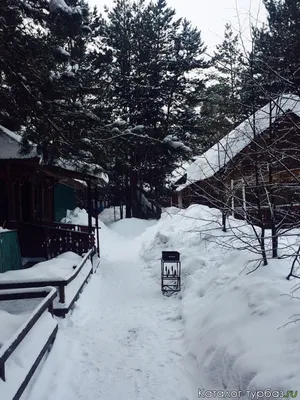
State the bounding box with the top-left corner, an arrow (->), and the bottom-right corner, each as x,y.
0,287 -> 58,400
0,249 -> 95,317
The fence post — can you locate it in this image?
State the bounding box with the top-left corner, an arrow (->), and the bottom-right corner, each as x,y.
0,361 -> 5,381
231,179 -> 235,217
58,285 -> 65,304
94,185 -> 100,258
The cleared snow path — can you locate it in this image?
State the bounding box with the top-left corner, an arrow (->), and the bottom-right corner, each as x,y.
23,222 -> 198,400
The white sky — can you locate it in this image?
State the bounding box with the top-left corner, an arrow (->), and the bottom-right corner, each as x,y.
87,0 -> 267,54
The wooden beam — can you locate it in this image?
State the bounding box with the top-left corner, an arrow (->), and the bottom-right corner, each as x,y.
231,179 -> 234,217
87,179 -> 93,234
94,185 -> 100,257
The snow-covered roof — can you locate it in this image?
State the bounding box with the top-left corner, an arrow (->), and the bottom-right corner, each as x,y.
176,94 -> 300,192
0,125 -> 108,183
57,159 -> 109,183
165,159 -> 196,189
0,125 -> 36,160
170,161 -> 193,183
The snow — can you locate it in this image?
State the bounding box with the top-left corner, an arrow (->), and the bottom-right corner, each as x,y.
56,158 -> 109,182
0,299 -> 41,315
53,255 -> 93,310
108,217 -> 157,240
0,310 -> 29,346
0,287 -> 57,357
0,252 -> 84,283
139,204 -> 300,395
167,160 -> 194,187
49,0 -> 81,15
0,251 -> 93,312
98,206 -> 125,226
62,207 -> 107,230
23,214 -> 198,400
19,204 -> 300,400
0,311 -> 57,400
0,227 -> 9,232
0,287 -> 56,296
0,125 -> 22,143
0,125 -> 36,160
74,179 -> 87,186
0,287 -> 57,400
163,134 -> 192,153
177,93 -> 300,191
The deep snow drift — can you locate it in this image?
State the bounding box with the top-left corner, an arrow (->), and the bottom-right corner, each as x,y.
140,205 -> 300,396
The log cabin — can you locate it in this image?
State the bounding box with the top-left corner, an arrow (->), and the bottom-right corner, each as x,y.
173,94 -> 300,228
0,124 -> 108,269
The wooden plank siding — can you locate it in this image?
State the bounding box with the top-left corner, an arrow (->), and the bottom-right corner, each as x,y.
178,114 -> 300,228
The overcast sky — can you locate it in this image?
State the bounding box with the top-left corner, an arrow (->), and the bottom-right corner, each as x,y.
87,0 -> 267,54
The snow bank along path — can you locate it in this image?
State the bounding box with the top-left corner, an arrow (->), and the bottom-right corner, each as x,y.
23,218 -> 198,400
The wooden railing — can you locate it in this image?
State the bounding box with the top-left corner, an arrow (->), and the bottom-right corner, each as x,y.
6,221 -> 95,260
42,221 -> 91,233
0,249 -> 95,310
0,287 -> 57,382
44,224 -> 95,259
234,205 -> 300,228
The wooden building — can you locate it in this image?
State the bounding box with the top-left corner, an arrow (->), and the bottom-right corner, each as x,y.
174,94 -> 300,228
0,125 -> 107,266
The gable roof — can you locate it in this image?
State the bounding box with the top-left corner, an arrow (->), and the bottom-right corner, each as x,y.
176,94 -> 300,192
0,125 -> 36,160
0,125 -> 109,183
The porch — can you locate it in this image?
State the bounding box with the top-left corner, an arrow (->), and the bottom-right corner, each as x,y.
0,160 -> 103,268
5,221 -> 96,263
230,178 -> 300,229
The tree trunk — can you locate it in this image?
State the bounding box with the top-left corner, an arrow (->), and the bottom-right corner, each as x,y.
222,210 -> 227,232
272,224 -> 278,258
125,171 -> 131,218
260,226 -> 268,266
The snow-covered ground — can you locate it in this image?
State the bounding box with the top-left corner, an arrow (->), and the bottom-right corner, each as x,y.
23,214 -> 197,400
20,205 -> 300,400
0,310 -> 30,346
140,205 -> 300,397
100,206 -> 126,226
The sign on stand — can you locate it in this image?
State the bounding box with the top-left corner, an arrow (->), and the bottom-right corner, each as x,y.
161,251 -> 181,295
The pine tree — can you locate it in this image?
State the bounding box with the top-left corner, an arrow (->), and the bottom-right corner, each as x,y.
201,23 -> 244,142
0,0 -> 47,131
14,0 -> 111,171
100,0 -> 208,217
251,0 -> 300,98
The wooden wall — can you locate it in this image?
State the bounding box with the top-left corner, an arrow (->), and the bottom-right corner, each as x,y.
0,162 -> 55,225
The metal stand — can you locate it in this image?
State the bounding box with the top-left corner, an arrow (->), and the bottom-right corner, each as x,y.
161,251 -> 181,295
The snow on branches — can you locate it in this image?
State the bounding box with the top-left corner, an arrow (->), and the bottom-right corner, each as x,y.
163,135 -> 192,153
